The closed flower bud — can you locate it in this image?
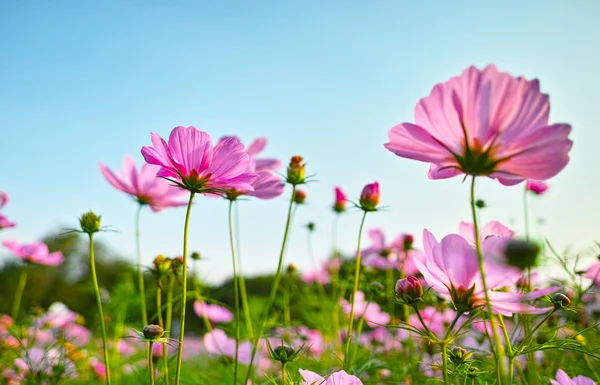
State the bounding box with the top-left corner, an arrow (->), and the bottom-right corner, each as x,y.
475,199 -> 486,208
286,156 -> 306,185
504,239 -> 540,270
402,234 -> 414,251
142,324 -> 164,341
266,340 -> 305,364
293,189 -> 307,204
306,222 -> 315,232
287,263 -> 297,273
553,293 -> 571,309
395,276 -> 423,305
359,182 -> 380,212
333,187 -> 347,213
526,180 -> 549,195
449,347 -> 473,365
191,252 -> 201,261
79,211 -> 101,234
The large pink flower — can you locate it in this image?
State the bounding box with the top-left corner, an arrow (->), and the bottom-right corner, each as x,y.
99,155 -> 187,212
299,369 -> 362,385
141,126 -> 256,194
385,65 -> 572,185
550,369 -> 595,385
3,240 -> 63,266
413,229 -> 557,316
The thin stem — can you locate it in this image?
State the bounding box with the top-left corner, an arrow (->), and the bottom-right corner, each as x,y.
498,315 -> 513,383
244,185 -> 297,383
442,341 -> 449,385
283,271 -> 291,327
148,342 -> 155,385
89,233 -> 111,385
523,185 -> 530,241
234,202 -> 254,340
470,176 -> 506,385
583,353 -> 600,382
174,192 -> 195,385
281,362 -> 287,385
166,275 -> 174,336
135,204 -> 148,326
343,210 -> 368,369
12,268 -> 28,321
228,200 -> 240,385
386,268 -> 395,318
156,286 -> 169,384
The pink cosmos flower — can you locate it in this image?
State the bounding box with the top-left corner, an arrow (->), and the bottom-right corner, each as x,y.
3,240 -> 63,266
0,214 -> 16,229
584,261 -> 600,285
141,126 -> 256,194
36,302 -> 78,329
0,191 -> 8,208
99,155 -> 187,212
340,291 -> 390,326
526,179 -> 549,195
385,65 -> 572,185
222,136 -> 282,172
414,229 -> 557,315
299,369 -> 362,385
550,369 -> 595,385
193,301 -> 234,323
15,348 -> 78,380
333,187 -> 347,213
203,329 -> 252,364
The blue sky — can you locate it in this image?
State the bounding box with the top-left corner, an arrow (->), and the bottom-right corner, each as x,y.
1,1 -> 599,283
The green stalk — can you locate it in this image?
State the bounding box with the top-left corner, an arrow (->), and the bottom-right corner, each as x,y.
343,210 -> 368,369
281,362 -> 287,385
12,268 -> 28,321
174,192 -> 195,385
234,202 -> 254,340
89,233 -> 111,385
244,185 -> 297,383
135,204 -> 148,326
148,342 -> 155,385
469,176 -> 506,385
227,200 -> 241,385
166,275 -> 174,338
156,285 -> 169,384
442,341 -> 450,384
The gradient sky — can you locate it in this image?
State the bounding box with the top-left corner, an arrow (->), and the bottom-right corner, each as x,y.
1,1 -> 599,283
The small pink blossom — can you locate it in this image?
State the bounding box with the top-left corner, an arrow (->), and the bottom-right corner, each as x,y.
333,187 -> 347,213
299,369 -> 362,385
203,329 -> 252,364
340,291 -> 390,326
0,191 -> 8,208
385,65 -> 572,185
550,369 -> 595,385
193,301 -> 234,324
3,240 -> 63,266
99,155 -> 187,211
141,126 -> 256,194
526,179 -> 549,195
0,214 -> 16,229
584,261 -> 600,285
223,136 -> 282,172
359,182 -> 380,211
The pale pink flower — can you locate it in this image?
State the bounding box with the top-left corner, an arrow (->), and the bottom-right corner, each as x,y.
526,179 -> 549,195
385,65 -> 572,185
459,220 -> 515,245
193,301 -> 233,323
299,369 -> 362,385
36,302 -> 77,329
0,191 -> 8,208
89,358 -> 108,380
3,240 -> 63,266
414,229 -> 557,315
99,155 -> 187,211
340,291 -> 390,326
141,126 -> 256,194
0,214 -> 16,229
203,329 -> 252,364
15,347 -> 77,379
584,261 -> 600,285
550,369 -> 595,385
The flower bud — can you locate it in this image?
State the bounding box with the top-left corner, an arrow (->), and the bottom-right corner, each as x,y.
449,347 -> 473,365
526,180 -> 548,195
266,340 -> 305,364
402,234 -> 414,251
191,252 -> 201,261
475,199 -> 486,208
333,187 -> 347,213
359,182 -> 380,212
79,211 -> 101,234
286,156 -> 306,185
394,276 -> 423,305
552,293 -> 571,309
504,239 -> 540,270
306,222 -> 315,232
142,324 -> 164,341
293,189 -> 307,204
287,263 -> 297,273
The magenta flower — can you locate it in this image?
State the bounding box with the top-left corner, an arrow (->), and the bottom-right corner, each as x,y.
299,369 -> 362,385
414,229 -> 557,315
99,155 -> 187,212
550,369 -> 595,385
0,191 -> 8,208
340,291 -> 390,325
359,182 -> 380,211
141,126 -> 256,194
385,65 -> 572,185
238,136 -> 282,172
0,214 -> 16,230
193,301 -> 234,323
526,179 -> 549,195
333,187 -> 347,213
3,240 -> 63,266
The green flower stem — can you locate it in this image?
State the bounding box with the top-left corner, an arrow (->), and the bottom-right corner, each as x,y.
89,233 -> 111,385
227,200 -> 241,385
386,268 -> 395,318
442,341 -> 450,385
234,202 -> 254,340
283,271 -> 291,327
470,176 -> 506,385
156,285 -> 169,384
148,342 -> 155,385
498,315 -> 514,382
331,214 -> 342,352
174,192 -> 195,385
12,267 -> 28,321
343,210 -> 368,369
244,185 -> 297,384
281,362 -> 287,385
135,204 -> 148,326
522,186 -> 537,384
166,275 -> 174,338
